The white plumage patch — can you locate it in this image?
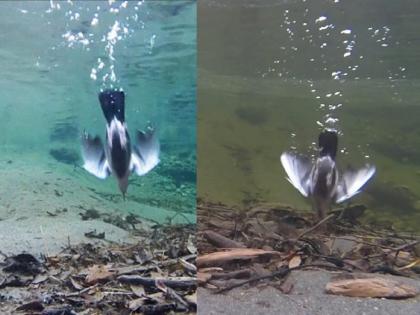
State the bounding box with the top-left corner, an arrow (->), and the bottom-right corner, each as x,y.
81,133 -> 111,179
131,127 -> 160,176
281,151 -> 375,204
131,151 -> 160,176
280,152 -> 312,197
107,118 -> 128,148
83,158 -> 110,179
335,164 -> 376,203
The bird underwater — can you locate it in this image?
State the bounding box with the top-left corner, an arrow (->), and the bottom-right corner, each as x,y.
280,129 -> 376,220
81,89 -> 160,199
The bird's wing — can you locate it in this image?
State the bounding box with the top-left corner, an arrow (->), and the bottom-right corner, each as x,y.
131,125 -> 160,176
81,133 -> 111,179
280,152 -> 312,197
335,164 -> 376,203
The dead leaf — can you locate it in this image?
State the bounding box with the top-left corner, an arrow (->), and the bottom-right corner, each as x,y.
394,251 -> 413,266
112,264 -> 155,275
32,274 -> 48,285
85,265 -> 115,285
397,259 -> 420,271
279,276 -> 294,294
205,283 -> 218,289
199,267 -> 223,273
179,258 -> 197,273
130,285 -> 145,297
147,292 -> 165,302
288,255 -> 302,269
326,277 -> 418,298
187,234 -> 197,254
250,263 -> 271,277
46,256 -> 60,267
15,301 -> 44,312
151,271 -> 165,279
128,298 -> 145,311
198,272 -> 212,285
93,291 -> 105,303
70,277 -> 84,290
155,279 -> 168,293
197,248 -> 282,267
185,292 -> 197,305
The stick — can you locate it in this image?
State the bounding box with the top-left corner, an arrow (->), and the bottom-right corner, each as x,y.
136,303 -> 178,314
203,230 -> 245,248
215,263 -> 348,294
56,284 -> 99,297
216,266 -> 291,293
156,280 -> 190,309
297,213 -> 335,240
394,240 -> 420,253
117,275 -> 196,290
211,268 -> 252,280
366,240 -> 420,259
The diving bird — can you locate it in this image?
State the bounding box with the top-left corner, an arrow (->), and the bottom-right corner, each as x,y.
280,129 -> 375,220
81,89 -> 160,198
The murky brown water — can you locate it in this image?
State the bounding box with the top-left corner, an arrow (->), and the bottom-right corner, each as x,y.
198,0 -> 420,231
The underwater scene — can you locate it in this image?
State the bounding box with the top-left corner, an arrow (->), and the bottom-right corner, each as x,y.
0,0 -> 196,254
198,0 -> 420,232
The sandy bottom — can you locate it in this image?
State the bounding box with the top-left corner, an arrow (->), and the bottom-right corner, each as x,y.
0,150 -> 194,256
199,270 -> 420,315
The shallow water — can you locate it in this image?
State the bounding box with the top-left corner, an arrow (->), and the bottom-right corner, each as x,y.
0,0 -> 196,250
198,0 -> 420,232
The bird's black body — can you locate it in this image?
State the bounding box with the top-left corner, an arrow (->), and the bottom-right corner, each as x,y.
310,130 -> 339,219
109,125 -> 131,179
99,90 -> 125,124
280,129 -> 376,221
81,89 -> 160,198
318,129 -> 338,160
99,90 -> 132,197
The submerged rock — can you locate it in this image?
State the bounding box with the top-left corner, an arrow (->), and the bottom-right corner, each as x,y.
49,121 -> 79,142
235,105 -> 268,126
49,148 -> 80,165
156,153 -> 196,186
366,181 -> 418,213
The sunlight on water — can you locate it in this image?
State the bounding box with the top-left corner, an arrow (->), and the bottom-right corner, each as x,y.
0,0 -> 196,254
198,0 -> 420,232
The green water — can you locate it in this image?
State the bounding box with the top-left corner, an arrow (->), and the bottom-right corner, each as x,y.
198,0 -> 420,232
0,0 -> 196,232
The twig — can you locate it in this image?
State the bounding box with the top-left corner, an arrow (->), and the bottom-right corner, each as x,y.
335,236 -> 395,250
160,254 -> 197,268
156,280 -> 190,309
136,303 -> 178,314
216,266 -> 291,293
297,213 -> 335,240
168,211 -> 193,224
56,284 -> 99,297
203,230 -> 245,248
394,240 -> 420,253
0,250 -> 8,259
118,275 -> 196,290
215,263 -> 349,294
369,265 -> 407,277
366,239 -> 420,260
102,291 -> 135,296
179,258 -> 197,273
42,307 -> 77,315
211,268 -> 252,280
